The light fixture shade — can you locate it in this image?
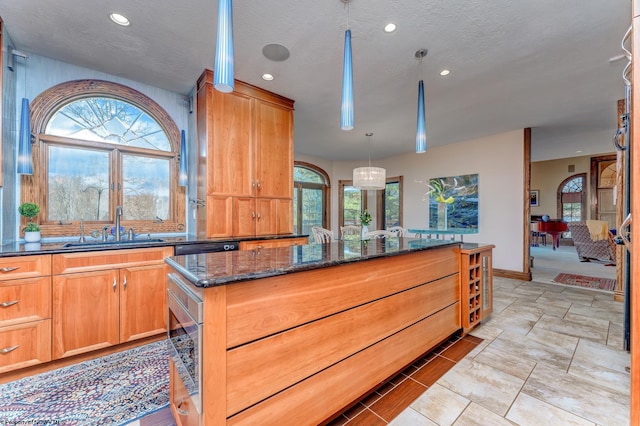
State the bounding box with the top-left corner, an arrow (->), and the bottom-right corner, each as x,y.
178,130 -> 188,186
416,80 -> 426,153
353,166 -> 386,190
341,29 -> 354,130
17,98 -> 33,175
214,0 -> 234,93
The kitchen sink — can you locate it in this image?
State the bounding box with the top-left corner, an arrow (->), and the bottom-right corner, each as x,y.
63,238 -> 165,248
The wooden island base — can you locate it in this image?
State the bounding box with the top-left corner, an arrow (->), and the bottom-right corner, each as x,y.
170,244 -> 462,425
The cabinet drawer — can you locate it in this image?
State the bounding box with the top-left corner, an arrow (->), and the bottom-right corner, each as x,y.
239,237 -> 308,250
52,247 -> 174,275
0,319 -> 51,373
0,255 -> 51,281
0,277 -> 51,327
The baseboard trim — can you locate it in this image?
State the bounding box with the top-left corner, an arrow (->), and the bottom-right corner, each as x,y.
494,268 -> 531,281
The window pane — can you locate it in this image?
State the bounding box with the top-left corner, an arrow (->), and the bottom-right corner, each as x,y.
46,97 -> 170,151
123,155 -> 170,220
343,186 -> 362,226
48,145 -> 110,221
301,187 -> 323,235
294,166 -> 323,183
384,182 -> 400,228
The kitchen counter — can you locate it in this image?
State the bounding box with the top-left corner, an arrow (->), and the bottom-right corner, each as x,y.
0,234 -> 308,257
166,237 -> 459,287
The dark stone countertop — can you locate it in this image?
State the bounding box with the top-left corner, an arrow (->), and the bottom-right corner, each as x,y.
166,237 -> 459,288
0,234 -> 309,257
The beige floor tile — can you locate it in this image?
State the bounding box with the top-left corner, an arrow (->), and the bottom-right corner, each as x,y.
566,302 -> 624,324
467,322 -> 503,341
510,300 -> 570,318
481,315 -> 536,336
607,322 -> 625,348
552,290 -> 596,306
533,294 -> 573,309
523,363 -> 629,425
506,392 -> 596,426
472,344 -> 536,381
499,303 -> 545,322
568,339 -> 630,394
437,358 -> 524,416
452,402 -> 515,426
410,383 -> 469,426
387,408 -> 437,426
534,314 -> 609,344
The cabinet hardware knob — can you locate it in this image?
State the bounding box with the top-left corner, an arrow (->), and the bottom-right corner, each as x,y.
113,278 -> 117,291
0,267 -> 19,273
176,399 -> 189,416
257,180 -> 262,190
0,300 -> 19,308
123,275 -> 127,289
1,345 -> 19,354
257,212 -> 261,220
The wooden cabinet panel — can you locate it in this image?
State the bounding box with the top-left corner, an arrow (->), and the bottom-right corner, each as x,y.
255,100 -> 293,199
206,195 -> 234,238
275,198 -> 293,234
119,264 -> 168,342
238,236 -> 309,250
233,197 -> 256,237
0,319 -> 51,373
170,359 -> 202,426
0,255 -> 51,281
0,277 -> 51,327
209,91 -> 254,197
53,270 -> 120,359
52,247 -> 172,275
226,275 -> 458,415
459,245 -> 494,335
255,198 -> 277,236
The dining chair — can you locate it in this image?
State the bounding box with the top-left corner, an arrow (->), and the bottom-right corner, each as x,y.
386,226 -> 408,237
365,230 -> 396,239
340,225 -> 361,239
311,226 -> 334,243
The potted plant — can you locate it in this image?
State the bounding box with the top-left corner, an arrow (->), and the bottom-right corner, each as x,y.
18,202 -> 41,243
359,210 -> 372,239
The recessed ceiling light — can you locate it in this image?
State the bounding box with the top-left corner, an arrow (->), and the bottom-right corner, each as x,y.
440,69 -> 450,76
109,13 -> 130,26
384,23 -> 397,33
575,150 -> 583,153
262,73 -> 274,81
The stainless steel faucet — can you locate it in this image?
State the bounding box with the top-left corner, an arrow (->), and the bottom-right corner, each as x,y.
115,206 -> 123,241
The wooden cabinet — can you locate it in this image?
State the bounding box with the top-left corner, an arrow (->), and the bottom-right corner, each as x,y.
459,244 -> 494,335
52,247 -> 172,359
0,255 -> 52,373
239,236 -> 309,250
170,358 -> 201,426
196,70 -> 294,238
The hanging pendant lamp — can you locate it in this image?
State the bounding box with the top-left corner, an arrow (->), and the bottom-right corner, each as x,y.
17,98 -> 33,175
340,0 -> 354,130
214,0 -> 235,93
415,49 -> 428,153
353,133 -> 386,190
178,130 -> 188,186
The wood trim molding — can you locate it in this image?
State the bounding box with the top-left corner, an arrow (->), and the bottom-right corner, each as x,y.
494,268 -> 531,282
523,128 -> 531,277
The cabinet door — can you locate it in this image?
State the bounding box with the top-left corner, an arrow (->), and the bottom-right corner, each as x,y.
120,264 -> 167,343
255,100 -> 293,199
53,270 -> 119,359
233,197 -> 256,237
275,198 -> 293,234
256,198 -> 278,236
210,91 -> 254,197
206,195 -> 234,238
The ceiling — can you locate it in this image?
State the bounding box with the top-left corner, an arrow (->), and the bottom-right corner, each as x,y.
0,0 -> 631,162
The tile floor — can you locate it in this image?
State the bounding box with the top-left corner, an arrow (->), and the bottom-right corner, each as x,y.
134,245 -> 629,426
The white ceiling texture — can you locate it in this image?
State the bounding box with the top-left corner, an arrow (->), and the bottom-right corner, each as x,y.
0,0 -> 631,162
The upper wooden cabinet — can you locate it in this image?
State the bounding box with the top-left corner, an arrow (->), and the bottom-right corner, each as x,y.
196,70 -> 294,238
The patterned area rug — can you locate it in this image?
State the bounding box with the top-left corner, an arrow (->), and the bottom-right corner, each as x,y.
0,340 -> 169,426
553,273 -> 616,291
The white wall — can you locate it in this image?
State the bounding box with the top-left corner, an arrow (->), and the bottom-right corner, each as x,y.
296,129 -> 526,272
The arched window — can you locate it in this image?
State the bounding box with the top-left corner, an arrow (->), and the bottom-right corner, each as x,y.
24,80 -> 185,237
558,173 -> 586,223
293,162 -> 330,235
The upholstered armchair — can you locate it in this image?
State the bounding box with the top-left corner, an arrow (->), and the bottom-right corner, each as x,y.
566,221 -> 616,264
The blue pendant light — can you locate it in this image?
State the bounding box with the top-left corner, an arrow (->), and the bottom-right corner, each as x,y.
17,98 -> 33,175
214,0 -> 234,93
416,80 -> 426,153
415,49 -> 427,153
341,28 -> 354,130
178,130 -> 188,186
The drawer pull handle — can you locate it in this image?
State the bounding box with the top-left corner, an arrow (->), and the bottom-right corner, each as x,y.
0,267 -> 19,273
113,278 -> 117,291
1,345 -> 19,354
176,399 -> 189,416
123,275 -> 127,290
1,300 -> 19,308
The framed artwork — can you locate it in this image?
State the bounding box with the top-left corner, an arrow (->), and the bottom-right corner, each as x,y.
426,174 -> 479,230
530,190 -> 539,207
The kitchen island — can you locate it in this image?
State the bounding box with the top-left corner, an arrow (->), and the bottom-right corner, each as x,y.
166,238 -> 462,426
